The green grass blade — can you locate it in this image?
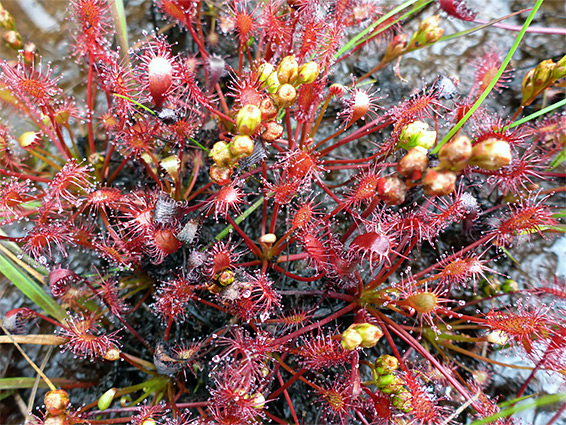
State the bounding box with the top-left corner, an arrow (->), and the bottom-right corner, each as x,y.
470,392 -> 566,425
215,195 -> 265,241
432,0 -> 545,154
0,251 -> 66,321
0,377 -> 78,390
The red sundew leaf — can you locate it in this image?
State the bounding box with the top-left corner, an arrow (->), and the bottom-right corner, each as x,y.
438,0 -> 476,21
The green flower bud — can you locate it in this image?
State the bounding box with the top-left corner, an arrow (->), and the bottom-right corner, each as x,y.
533,59 -> 554,90
0,4 -> 16,30
521,69 -> 536,104
341,327 -> 362,351
501,279 -> 518,293
383,34 -> 408,63
98,388 -> 117,411
375,354 -> 399,376
261,121 -> 284,142
376,373 -> 396,388
408,15 -> 443,50
264,71 -> 281,94
230,135 -> 255,158
391,391 -> 412,412
398,121 -> 436,151
257,62 -> 274,85
552,55 -> 566,81
297,61 -> 320,85
469,138 -> 512,170
487,330 -> 508,345
209,165 -> 233,185
277,55 -> 299,84
353,323 -> 383,348
236,104 -> 262,135
217,270 -> 235,286
380,376 -> 405,394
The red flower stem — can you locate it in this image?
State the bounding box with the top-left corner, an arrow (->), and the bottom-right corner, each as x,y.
164,316 -> 174,342
33,311 -> 65,328
226,215 -> 262,258
313,125 -> 346,150
275,370 -> 300,425
186,181 -> 213,203
340,195 -> 381,243
234,260 -> 262,268
86,51 -> 96,156
203,103 -> 235,124
369,307 -> 480,410
437,307 -> 487,324
264,411 -> 289,425
318,119 -> 391,157
547,402 -> 566,425
107,153 -> 133,185
193,295 -> 227,313
275,356 -> 322,391
238,42 -> 244,77
269,367 -> 308,400
365,239 -> 418,291
271,263 -> 325,282
270,301 -> 358,348
438,341 -> 534,370
325,163 -> 372,170
286,111 -> 295,150
48,117 -> 74,160
323,150 -> 386,164
140,156 -> 166,191
99,142 -> 116,182
215,83 -> 231,117
88,418 -> 132,424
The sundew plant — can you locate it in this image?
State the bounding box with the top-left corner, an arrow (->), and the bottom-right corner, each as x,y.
0,0 -> 565,424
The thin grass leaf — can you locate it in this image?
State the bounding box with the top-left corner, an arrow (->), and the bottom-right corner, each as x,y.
215,195 -> 265,241
0,251 -> 66,321
470,392 -> 566,425
0,377 -> 78,390
432,0 -> 545,154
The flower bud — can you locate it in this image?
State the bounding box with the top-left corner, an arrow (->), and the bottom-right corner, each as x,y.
98,388 -> 117,411
217,270 -> 235,286
353,323 -> 383,348
398,121 -> 436,151
230,135 -> 255,158
277,55 -> 299,84
381,376 -> 405,394
377,176 -> 407,205
261,121 -> 284,142
248,392 -> 266,409
438,134 -> 472,172
391,391 -> 412,412
273,83 -> 297,108
552,55 -> 566,81
236,104 -> 262,135
375,354 -> 399,376
258,62 -> 274,85
297,61 -> 320,85
409,15 -> 444,50
469,138 -> 512,170
533,59 -> 554,90
148,56 -> 174,107
376,374 -> 396,388
341,326 -> 363,351
521,69 -> 536,104
0,4 -> 16,30
210,141 -> 238,167
3,30 -> 23,50
264,71 -> 280,94
383,34 -> 408,63
422,169 -> 456,196
259,98 -> 278,120
501,279 -> 518,293
209,165 -> 233,185
44,389 -> 70,416
397,148 -> 428,180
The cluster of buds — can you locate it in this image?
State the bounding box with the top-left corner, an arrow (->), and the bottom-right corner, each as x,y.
407,15 -> 444,51
0,3 -> 36,62
372,355 -> 412,413
521,55 -> 566,106
341,323 -> 383,350
210,57 -> 321,184
382,34 -> 408,64
43,389 -> 71,425
209,105 -> 260,184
